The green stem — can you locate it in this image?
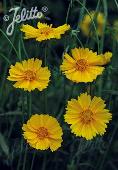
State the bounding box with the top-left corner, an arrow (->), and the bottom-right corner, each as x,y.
17,139 -> 24,170
87,83 -> 91,95
0,53 -> 11,65
20,0 -> 23,7
8,117 -> 16,138
21,35 -> 28,59
22,92 -> 32,170
17,92 -> 25,170
44,44 -> 48,113
73,34 -> 84,47
22,145 -> 28,170
30,151 -> 36,170
41,153 -> 47,170
84,0 -> 101,49
18,39 -> 22,61
98,124 -> 118,170
57,82 -> 75,120
99,0 -> 107,53
114,0 -> 118,9
28,92 -> 32,116
66,0 -> 73,23
0,27 -> 17,102
0,29 -> 19,59
98,0 -> 108,96
76,0 -> 100,51
78,0 -> 86,24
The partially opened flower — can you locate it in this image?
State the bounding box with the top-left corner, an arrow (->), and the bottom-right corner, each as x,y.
64,93 -> 112,140
60,48 -> 105,83
80,11 -> 105,37
21,22 -> 70,42
7,58 -> 51,91
22,114 -> 63,151
113,20 -> 118,41
98,52 -> 112,65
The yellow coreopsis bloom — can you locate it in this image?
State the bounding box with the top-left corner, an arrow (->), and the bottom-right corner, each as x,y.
60,48 -> 106,83
21,22 -> 70,42
113,20 -> 118,41
22,114 -> 63,151
80,11 -> 105,37
64,93 -> 112,140
7,58 -> 51,91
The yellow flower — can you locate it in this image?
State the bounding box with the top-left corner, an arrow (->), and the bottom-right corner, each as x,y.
7,58 -> 51,91
60,48 -> 105,83
21,22 -> 70,42
113,20 -> 118,41
80,11 -> 105,37
22,114 -> 63,151
64,93 -> 112,140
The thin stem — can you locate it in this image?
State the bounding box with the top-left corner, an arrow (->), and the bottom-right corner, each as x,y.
66,0 -> 73,23
85,0 -> 101,49
98,0 -> 108,96
21,35 -> 28,59
17,139 -> 24,170
41,153 -> 47,170
87,83 -> 91,95
44,43 -> 48,66
0,29 -> 19,60
22,92 -> 32,170
73,34 -> 84,47
99,0 -> 107,53
78,0 -> 86,24
18,39 -> 22,61
44,44 -> 48,113
98,124 -> 118,170
20,0 -> 23,7
57,82 -> 75,120
0,27 -> 17,102
8,117 -> 16,138
28,92 -> 32,116
30,151 -> 36,170
22,145 -> 28,170
17,92 -> 25,170
76,0 -> 100,51
0,53 -> 11,65
114,0 -> 118,9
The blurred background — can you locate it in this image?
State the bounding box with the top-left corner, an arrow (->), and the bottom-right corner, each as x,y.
0,0 -> 118,170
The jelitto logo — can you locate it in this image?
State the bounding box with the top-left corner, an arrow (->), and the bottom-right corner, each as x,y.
3,6 -> 48,36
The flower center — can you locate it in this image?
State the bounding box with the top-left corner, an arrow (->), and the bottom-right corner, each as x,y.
37,127 -> 49,139
76,59 -> 88,71
81,109 -> 93,124
40,27 -> 53,35
24,70 -> 36,81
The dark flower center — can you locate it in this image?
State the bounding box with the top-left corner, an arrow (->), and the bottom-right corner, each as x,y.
37,127 -> 49,139
81,109 -> 93,124
24,70 -> 36,81
76,59 -> 88,71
